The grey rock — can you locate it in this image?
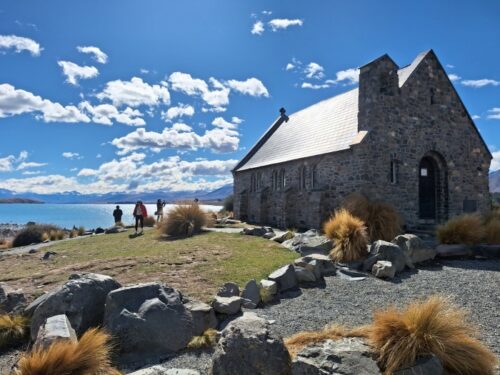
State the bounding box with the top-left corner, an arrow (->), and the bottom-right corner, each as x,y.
28,273 -> 121,340
268,264 -> 298,291
212,312 -> 291,375
392,234 -> 436,264
394,355 -> 443,375
436,244 -> 473,258
473,244 -> 500,259
337,268 -> 367,281
272,231 -> 295,243
263,231 -> 277,239
42,251 -> 57,260
372,260 -> 396,279
241,227 -> 274,237
303,253 -> 336,276
217,282 -> 240,297
294,258 -> 322,280
282,230 -> 333,256
241,279 -> 260,309
0,283 -> 26,314
260,279 -> 278,299
28,248 -> 38,254
294,266 -> 317,283
128,366 -> 200,375
104,282 -> 193,361
184,300 -> 217,336
213,296 -> 243,315
35,314 -> 77,349
363,240 -> 412,273
292,337 -> 380,375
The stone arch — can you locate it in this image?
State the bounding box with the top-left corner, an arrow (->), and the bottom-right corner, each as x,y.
418,151 -> 448,223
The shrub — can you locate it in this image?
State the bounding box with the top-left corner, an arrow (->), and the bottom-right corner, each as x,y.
12,224 -> 60,248
49,230 -> 65,241
69,230 -> 78,238
77,226 -> 86,235
365,296 -> 496,375
323,209 -> 369,262
187,329 -> 219,349
436,214 -> 485,245
484,219 -> 500,244
342,193 -> 402,241
0,314 -> 30,350
143,216 -> 157,227
0,238 -> 12,250
160,202 -> 207,237
223,195 -> 233,212
15,328 -> 121,375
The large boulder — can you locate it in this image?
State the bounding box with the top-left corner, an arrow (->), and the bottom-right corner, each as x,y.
393,355 -> 443,375
302,253 -> 336,276
260,280 -> 278,303
294,258 -> 322,280
35,314 -> 77,349
0,282 -> 26,314
372,260 -> 396,279
271,231 -> 295,244
213,296 -> 243,315
212,312 -> 291,375
363,241 -> 412,274
27,273 -> 121,340
104,282 -> 193,361
292,338 -> 380,374
282,230 -> 333,256
184,300 -> 217,336
392,234 -> 436,264
217,282 -> 240,297
294,266 -> 317,283
268,264 -> 298,292
241,279 -> 260,309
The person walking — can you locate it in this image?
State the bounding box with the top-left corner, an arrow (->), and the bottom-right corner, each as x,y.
133,200 -> 148,234
113,205 -> 123,224
155,199 -> 166,223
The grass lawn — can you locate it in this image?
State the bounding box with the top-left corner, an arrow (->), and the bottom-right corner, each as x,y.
0,230 -> 297,302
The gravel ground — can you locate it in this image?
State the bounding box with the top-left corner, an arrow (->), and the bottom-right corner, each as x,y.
135,258 -> 499,374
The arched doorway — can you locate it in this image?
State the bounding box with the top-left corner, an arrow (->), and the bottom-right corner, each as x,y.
418,152 -> 448,223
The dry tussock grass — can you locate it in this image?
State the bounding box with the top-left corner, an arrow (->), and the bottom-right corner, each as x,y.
342,193 -> 402,241
365,296 -> 496,375
323,209 -> 369,262
187,328 -> 219,349
484,218 -> 500,244
143,216 -> 157,227
436,214 -> 485,245
0,314 -> 30,350
160,202 -> 208,237
15,328 -> 121,375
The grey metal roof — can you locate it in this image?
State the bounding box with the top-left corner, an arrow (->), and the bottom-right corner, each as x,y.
236,88 -> 359,171
397,50 -> 431,87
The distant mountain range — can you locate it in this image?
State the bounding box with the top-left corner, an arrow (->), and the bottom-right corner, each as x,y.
490,170 -> 500,193
0,184 -> 233,204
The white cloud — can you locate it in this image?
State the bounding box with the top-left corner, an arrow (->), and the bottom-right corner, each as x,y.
62,152 -> 82,159
487,107 -> 500,120
446,64 -> 455,69
212,117 -> 241,130
461,79 -> 500,88
162,103 -> 195,122
304,62 -> 324,80
251,21 -> 265,35
471,115 -> 481,120
285,63 -> 295,71
491,151 -> 500,171
22,170 -> 41,175
225,78 -> 269,97
268,18 -> 303,31
0,35 -> 41,56
0,151 -> 44,172
332,68 -> 360,85
448,74 -> 461,82
96,77 -> 170,107
79,101 -> 145,126
168,72 -> 230,109
17,161 -> 47,170
58,61 -> 99,85
0,155 -> 16,172
77,45 -> 108,64
301,82 -> 330,90
262,10 -> 272,15
0,83 -> 90,123
140,68 -> 149,75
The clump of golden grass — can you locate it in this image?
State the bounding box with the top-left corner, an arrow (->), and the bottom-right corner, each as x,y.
0,314 -> 30,350
0,238 -> 12,250
160,202 -> 207,237
365,296 -> 496,375
77,226 -> 86,235
187,329 -> 219,349
284,325 -> 369,358
323,209 -> 369,262
484,219 -> 500,244
69,230 -> 78,238
342,193 -> 402,241
13,224 -> 61,248
436,214 -> 485,245
143,216 -> 157,227
14,328 -> 121,375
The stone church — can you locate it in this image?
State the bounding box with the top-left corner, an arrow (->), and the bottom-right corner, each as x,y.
232,50 -> 492,230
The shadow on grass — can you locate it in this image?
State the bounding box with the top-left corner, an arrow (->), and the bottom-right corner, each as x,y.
156,230 -> 212,242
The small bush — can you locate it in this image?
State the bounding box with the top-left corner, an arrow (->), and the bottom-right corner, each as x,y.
0,238 -> 12,250
77,226 -> 86,235
15,328 -> 121,375
342,193 -> 402,241
366,296 -> 496,375
323,209 -> 369,262
187,329 -> 219,349
0,314 -> 30,350
12,224 -> 60,248
223,195 -> 233,212
48,230 -> 65,241
484,219 -> 500,244
69,230 -> 78,238
436,214 -> 485,245
160,202 -> 207,237
143,216 -> 157,227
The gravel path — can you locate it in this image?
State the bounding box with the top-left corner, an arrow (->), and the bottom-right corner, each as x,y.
136,258 -> 499,374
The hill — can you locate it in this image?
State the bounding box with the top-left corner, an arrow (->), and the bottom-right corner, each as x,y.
489,170 -> 500,193
0,198 -> 43,204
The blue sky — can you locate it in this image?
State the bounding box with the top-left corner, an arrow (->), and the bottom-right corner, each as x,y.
0,0 -> 499,195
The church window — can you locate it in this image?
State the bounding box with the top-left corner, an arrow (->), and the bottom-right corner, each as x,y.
390,160 -> 398,184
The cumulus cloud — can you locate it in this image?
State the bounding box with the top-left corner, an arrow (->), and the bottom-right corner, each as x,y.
0,151 -> 45,172
76,45 -> 108,64
62,152 -> 82,159
251,21 -> 265,35
461,79 -> 500,88
487,108 -> 500,120
58,61 -> 99,85
331,68 -> 360,85
79,101 -> 145,126
0,35 -> 41,56
491,151 -> 500,171
448,73 -> 461,82
211,116 -> 242,130
304,62 -> 324,79
268,18 -> 303,31
17,161 -> 47,170
301,82 -> 330,90
96,77 -> 170,107
225,78 -> 269,97
168,72 -> 230,109
0,83 -> 90,123
162,103 -> 195,122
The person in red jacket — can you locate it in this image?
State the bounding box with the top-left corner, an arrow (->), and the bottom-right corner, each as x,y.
133,200 -> 148,234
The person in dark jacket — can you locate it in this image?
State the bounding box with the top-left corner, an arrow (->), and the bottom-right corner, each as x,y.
155,199 -> 166,223
133,201 -> 148,234
113,205 -> 123,224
